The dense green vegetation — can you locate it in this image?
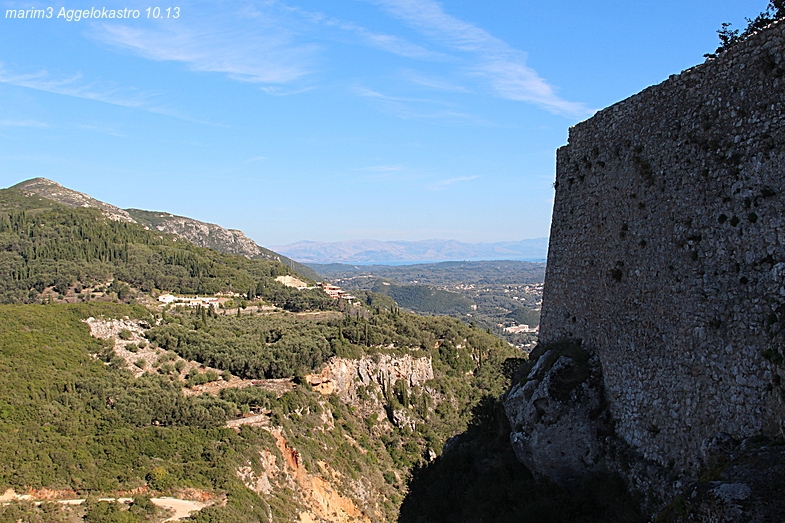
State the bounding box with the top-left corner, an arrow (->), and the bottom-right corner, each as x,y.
310,260 -> 546,286
0,300 -> 519,522
0,303 -> 294,522
370,280 -> 474,315
147,312 -> 336,380
507,306 -> 541,327
0,186 -> 645,522
147,300 -> 513,384
0,187 -> 333,312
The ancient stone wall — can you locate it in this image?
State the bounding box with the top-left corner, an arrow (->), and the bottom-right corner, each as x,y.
534,20 -> 785,482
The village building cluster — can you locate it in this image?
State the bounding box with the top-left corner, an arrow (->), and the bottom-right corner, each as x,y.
157,294 -> 225,308
157,281 -> 356,307
318,282 -> 355,301
504,324 -> 539,334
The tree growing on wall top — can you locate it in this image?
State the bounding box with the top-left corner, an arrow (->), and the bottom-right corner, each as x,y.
707,1 -> 785,57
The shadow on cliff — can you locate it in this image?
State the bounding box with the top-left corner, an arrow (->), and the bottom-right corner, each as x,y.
398,395 -> 645,523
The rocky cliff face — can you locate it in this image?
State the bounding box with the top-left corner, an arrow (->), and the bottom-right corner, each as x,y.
125,209 -> 270,258
308,354 -> 434,402
503,20 -> 785,517
232,354 -> 437,523
307,354 -> 434,430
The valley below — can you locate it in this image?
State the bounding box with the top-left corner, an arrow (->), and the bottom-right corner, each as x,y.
310,261 -> 545,352
0,179 -> 643,522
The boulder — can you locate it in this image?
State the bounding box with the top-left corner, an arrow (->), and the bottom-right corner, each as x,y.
503,340 -> 609,485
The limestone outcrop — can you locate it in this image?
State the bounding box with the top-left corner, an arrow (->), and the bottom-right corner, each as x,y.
306,354 -> 434,404
503,341 -> 608,485
307,354 -> 434,430
132,213 -> 267,258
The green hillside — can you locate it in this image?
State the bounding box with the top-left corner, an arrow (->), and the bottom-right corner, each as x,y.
311,261 -> 544,348
311,260 -> 546,285
507,306 -> 541,327
371,280 -> 475,315
0,189 -> 527,520
9,178 -> 320,282
0,300 -> 520,522
0,187 -> 330,310
0,303 -> 282,522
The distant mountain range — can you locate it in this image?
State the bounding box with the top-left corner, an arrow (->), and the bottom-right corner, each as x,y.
271,238 -> 549,264
11,178 -> 320,280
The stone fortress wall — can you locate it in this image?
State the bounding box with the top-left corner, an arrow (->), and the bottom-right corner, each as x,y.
522,19 -> 785,487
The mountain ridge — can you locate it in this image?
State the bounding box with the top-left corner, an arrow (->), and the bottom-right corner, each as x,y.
10,178 -> 319,281
12,177 -> 136,223
272,237 -> 549,264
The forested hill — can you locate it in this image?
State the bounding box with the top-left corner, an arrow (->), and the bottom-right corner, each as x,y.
0,186 -> 330,310
10,178 -> 319,281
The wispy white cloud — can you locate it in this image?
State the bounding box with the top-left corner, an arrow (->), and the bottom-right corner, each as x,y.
91,15 -> 317,84
0,65 -> 152,111
273,1 -> 446,61
428,175 -> 479,190
357,164 -> 413,181
360,31 -> 438,59
352,85 -> 451,105
353,84 -> 479,123
401,70 -> 470,92
0,64 -> 213,123
358,165 -> 403,172
243,156 -> 268,164
372,0 -> 502,51
73,123 -> 126,137
259,86 -> 315,96
0,119 -> 49,128
0,67 -> 151,107
332,20 -> 446,60
370,0 -> 592,117
88,1 -> 448,91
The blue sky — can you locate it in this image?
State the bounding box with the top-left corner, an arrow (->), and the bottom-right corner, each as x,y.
0,0 -> 766,246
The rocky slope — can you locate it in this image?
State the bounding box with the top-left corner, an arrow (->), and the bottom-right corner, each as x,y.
125,209 -> 277,260
307,354 -> 434,403
79,311 -> 454,523
307,354 -> 435,431
12,177 -> 135,222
